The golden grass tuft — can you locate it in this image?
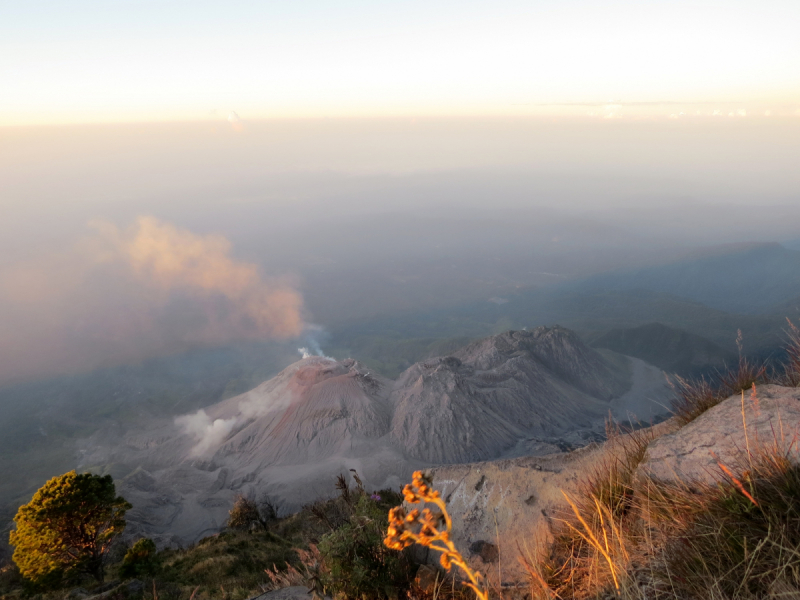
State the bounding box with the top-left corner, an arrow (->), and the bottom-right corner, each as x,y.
524,423 -> 655,599
669,328 -> 779,427
671,359 -> 769,427
778,318 -> 800,387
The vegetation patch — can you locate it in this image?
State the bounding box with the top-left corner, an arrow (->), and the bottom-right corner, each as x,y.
644,442 -> 800,599
524,424 -> 655,598
156,529 -> 297,600
670,329 -> 785,426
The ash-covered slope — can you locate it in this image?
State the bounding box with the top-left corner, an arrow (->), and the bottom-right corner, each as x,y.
206,357 -> 392,465
79,356 -> 412,546
389,328 -> 630,463
79,327 -> 668,546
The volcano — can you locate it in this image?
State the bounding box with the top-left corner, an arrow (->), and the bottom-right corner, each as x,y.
78,326 -> 669,546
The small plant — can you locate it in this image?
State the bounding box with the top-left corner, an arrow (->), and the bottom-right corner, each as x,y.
672,330 -> 769,426
385,471 -> 489,600
119,538 -> 159,579
227,493 -> 278,532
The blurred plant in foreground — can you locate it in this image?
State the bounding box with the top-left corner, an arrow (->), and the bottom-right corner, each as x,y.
384,471 -> 488,600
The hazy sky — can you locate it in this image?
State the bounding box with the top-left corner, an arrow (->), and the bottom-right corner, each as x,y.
2,1 -> 800,385
2,0 -> 799,124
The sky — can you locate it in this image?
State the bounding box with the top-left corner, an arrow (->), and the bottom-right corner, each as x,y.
2,0 -> 800,125
1,1 -> 800,386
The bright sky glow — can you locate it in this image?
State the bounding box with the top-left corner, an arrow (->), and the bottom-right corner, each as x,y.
2,0 -> 800,125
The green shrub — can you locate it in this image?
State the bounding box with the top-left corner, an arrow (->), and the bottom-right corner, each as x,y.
9,471 -> 130,587
119,538 -> 159,579
318,493 -> 412,599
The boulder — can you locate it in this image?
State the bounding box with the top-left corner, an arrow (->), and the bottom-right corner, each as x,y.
425,443 -> 607,584
638,384 -> 800,484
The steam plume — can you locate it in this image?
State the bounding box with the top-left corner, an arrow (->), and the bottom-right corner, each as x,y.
175,409 -> 239,457
297,324 -> 332,359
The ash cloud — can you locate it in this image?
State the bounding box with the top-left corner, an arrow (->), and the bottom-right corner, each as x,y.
0,216 -> 305,385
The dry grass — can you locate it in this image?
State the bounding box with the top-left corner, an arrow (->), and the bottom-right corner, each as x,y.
672,357 -> 769,427
643,438 -> 800,599
155,529 -> 298,600
671,324 -> 800,427
523,353 -> 800,600
391,380 -> 800,600
777,319 -> 800,387
524,423 -> 655,599
263,546 -> 321,596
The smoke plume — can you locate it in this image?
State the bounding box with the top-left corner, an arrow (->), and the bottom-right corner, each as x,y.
297,324 -> 332,359
0,216 -> 305,385
175,409 -> 239,457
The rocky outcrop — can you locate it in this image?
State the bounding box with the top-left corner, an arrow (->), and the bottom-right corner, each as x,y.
418,384 -> 800,586
638,384 -> 800,483
424,444 -> 608,584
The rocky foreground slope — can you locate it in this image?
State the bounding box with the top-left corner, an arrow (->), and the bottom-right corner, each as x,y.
428,384 -> 800,586
77,327 -> 670,546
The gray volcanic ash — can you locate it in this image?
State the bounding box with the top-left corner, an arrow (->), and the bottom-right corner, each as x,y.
202,357 -> 392,464
389,328 -> 631,463
79,327 -> 669,546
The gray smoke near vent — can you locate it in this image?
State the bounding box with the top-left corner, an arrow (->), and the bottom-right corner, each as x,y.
174,410 -> 239,457
297,324 -> 333,359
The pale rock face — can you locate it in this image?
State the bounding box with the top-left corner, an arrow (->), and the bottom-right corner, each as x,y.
424,445 -> 608,585
638,384 -> 800,484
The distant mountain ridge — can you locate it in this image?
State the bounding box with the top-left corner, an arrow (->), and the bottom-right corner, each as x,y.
305,243 -> 800,388
572,243 -> 800,315
590,322 -> 733,377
